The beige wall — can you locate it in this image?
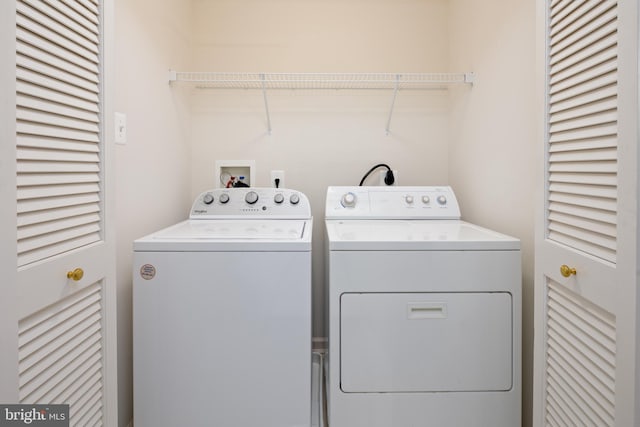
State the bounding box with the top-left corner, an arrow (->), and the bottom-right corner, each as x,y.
114,1 -> 193,425
191,0 -> 450,72
448,1 -> 536,426
189,0 -> 453,338
115,0 -> 536,425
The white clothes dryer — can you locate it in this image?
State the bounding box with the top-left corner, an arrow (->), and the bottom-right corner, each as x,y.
325,186 -> 521,427
133,188 -> 312,427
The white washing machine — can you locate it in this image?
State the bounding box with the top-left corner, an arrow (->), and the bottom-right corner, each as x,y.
325,186 -> 521,427
133,187 -> 312,427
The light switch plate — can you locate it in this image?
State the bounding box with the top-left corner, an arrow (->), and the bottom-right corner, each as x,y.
115,112 -> 127,144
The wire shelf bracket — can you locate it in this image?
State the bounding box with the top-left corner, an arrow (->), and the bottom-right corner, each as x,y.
260,74 -> 272,135
385,75 -> 401,136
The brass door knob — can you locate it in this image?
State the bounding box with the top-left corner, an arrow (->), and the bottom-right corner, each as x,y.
66,268 -> 84,281
560,265 -> 576,278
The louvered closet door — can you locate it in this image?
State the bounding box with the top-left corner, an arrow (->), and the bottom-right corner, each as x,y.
535,0 -> 639,425
14,0 -> 117,426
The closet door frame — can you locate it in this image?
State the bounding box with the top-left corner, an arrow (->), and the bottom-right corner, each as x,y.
0,0 -> 19,404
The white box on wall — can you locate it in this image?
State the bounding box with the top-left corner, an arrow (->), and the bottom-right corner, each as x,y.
215,160 -> 256,188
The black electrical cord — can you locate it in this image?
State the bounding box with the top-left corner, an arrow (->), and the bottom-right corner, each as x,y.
358,163 -> 395,186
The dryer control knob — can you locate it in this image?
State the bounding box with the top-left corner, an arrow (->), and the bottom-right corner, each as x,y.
245,191 -> 259,205
422,195 -> 430,204
289,193 -> 300,205
203,193 -> 214,204
274,193 -> 284,204
341,192 -> 357,208
437,195 -> 447,205
405,195 -> 414,204
219,193 -> 230,204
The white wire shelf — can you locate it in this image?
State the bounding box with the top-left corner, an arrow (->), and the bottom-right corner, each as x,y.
167,70 -> 474,134
168,71 -> 474,89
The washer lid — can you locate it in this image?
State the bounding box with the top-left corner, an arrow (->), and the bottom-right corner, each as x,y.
134,219 -> 311,251
325,220 -> 520,251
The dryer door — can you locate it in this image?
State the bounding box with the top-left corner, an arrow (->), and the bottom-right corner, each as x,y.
340,292 -> 512,393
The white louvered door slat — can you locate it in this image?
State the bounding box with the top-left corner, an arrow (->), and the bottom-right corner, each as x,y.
15,29 -> 98,75
42,0 -> 100,35
17,3 -> 99,55
18,213 -> 101,241
22,0 -> 99,45
17,67 -> 99,103
15,3 -> 102,271
18,283 -> 103,400
549,98 -> 616,124
18,194 -> 101,215
548,73 -> 617,106
545,282 -> 616,427
17,56 -> 100,95
18,172 -> 100,186
19,316 -> 101,378
547,201 -> 616,224
13,0 -> 116,425
16,96 -> 100,123
17,147 -> 100,162
17,109 -> 100,133
16,81 -> 99,112
547,0 -> 618,264
16,41 -> 99,84
549,5 -> 616,68
18,183 -> 101,200
532,0 -> 640,425
549,85 -> 616,115
549,171 -> 617,185
59,0 -> 100,25
548,181 -> 617,198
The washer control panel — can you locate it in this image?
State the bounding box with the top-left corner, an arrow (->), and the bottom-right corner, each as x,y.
325,186 -> 461,219
191,187 -> 311,219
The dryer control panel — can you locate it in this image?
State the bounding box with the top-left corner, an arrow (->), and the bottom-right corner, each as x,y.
325,186 -> 461,219
191,187 -> 311,219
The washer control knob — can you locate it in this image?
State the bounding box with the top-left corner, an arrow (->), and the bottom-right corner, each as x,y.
274,193 -> 284,204
203,193 -> 214,204
437,195 -> 447,205
289,193 -> 300,205
405,195 -> 414,204
219,193 -> 230,204
341,192 -> 357,208
245,191 -> 259,205
422,195 -> 430,204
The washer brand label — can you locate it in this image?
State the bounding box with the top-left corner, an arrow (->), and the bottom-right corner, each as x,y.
0,404 -> 69,426
140,264 -> 156,280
